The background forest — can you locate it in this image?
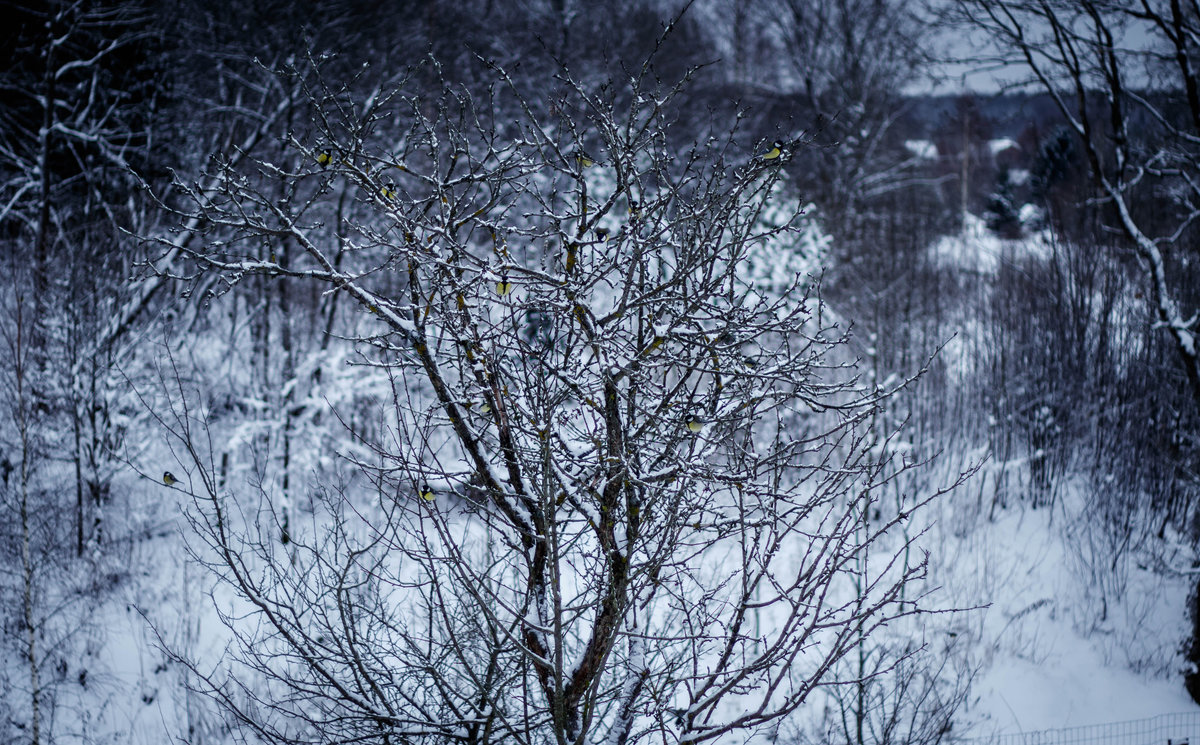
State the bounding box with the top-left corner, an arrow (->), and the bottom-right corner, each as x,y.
1,0 -> 1199,743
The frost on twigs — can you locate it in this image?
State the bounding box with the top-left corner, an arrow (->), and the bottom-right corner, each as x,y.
152,45 -> 958,745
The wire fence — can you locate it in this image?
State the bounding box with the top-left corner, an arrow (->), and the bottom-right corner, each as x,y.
962,712 -> 1200,745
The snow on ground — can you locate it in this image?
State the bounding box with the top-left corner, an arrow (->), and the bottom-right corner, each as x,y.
988,138 -> 1019,156
905,139 -> 939,159
973,638 -> 1193,733
927,212 -> 1053,275
83,415 -> 1198,744
913,214 -> 1200,734
120,220 -> 1198,744
951,485 -> 1194,733
914,292 -> 1198,736
14,214 -> 1198,744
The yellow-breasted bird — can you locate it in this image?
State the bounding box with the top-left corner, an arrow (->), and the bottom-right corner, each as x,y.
761,139 -> 785,160
381,181 -> 396,200
162,471 -> 178,486
684,415 -> 705,434
316,149 -> 333,168
495,274 -> 514,296
594,227 -> 609,242
463,398 -> 491,415
419,483 -> 435,502
574,151 -> 595,169
565,243 -> 578,274
629,199 -> 641,219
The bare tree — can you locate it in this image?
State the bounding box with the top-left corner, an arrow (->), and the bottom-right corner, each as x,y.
0,289 -> 44,745
0,4 -> 177,742
810,627 -> 973,745
147,42 -> 958,745
0,267 -> 132,745
948,0 -> 1200,411
946,0 -> 1200,704
0,0 -> 166,557
733,0 -> 941,233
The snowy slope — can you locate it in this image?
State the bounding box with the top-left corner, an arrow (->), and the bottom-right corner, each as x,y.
917,217 -> 1199,736
935,482 -> 1194,734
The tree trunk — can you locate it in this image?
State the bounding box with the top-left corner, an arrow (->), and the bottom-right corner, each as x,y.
14,297 -> 42,745
21,455 -> 41,745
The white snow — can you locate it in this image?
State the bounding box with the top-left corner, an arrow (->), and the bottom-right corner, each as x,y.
1018,202 -> 1043,225
905,139 -> 939,159
909,234 -> 1200,735
974,643 -> 1193,733
21,153 -> 1199,745
928,212 -> 1053,274
989,138 -> 1019,155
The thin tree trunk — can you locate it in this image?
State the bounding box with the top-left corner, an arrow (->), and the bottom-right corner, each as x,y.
21,451 -> 40,745
279,239 -> 295,535
74,403 -> 83,556
33,27 -> 55,314
14,296 -> 42,745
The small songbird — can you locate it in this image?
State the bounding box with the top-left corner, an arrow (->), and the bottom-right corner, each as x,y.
419,483 -> 435,502
628,199 -> 641,219
684,415 -> 705,434
162,471 -> 178,486
316,149 -> 333,168
574,151 -> 595,168
381,181 -> 396,200
495,274 -> 514,296
594,227 -> 609,241
761,139 -> 785,160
